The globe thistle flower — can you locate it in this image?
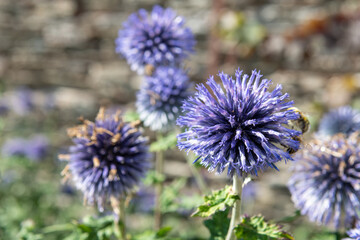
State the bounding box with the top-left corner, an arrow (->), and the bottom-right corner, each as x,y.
345,222 -> 360,240
177,69 -> 301,177
116,5 -> 195,73
1,135 -> 49,161
1,138 -> 29,158
61,108 -> 151,211
288,133 -> 360,229
25,135 -> 49,161
317,106 -> 360,137
136,66 -> 192,131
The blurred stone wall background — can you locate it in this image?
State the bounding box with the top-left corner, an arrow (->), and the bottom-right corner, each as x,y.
1,0 -> 360,229
1,0 -> 360,111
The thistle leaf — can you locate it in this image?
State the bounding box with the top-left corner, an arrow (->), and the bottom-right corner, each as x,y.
203,209 -> 230,240
192,185 -> 239,218
234,215 -> 294,240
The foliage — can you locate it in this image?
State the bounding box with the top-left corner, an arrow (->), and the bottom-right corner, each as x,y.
133,226 -> 175,240
0,156 -> 86,240
144,170 -> 166,185
150,132 -> 178,152
203,209 -> 230,240
54,215 -> 114,240
192,185 -> 239,217
123,110 -> 140,122
234,215 -> 293,240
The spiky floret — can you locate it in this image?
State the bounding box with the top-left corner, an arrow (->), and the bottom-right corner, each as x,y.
288,133 -> 360,229
177,69 -> 301,177
317,106 -> 360,137
61,108 -> 151,211
136,66 -> 192,131
115,5 -> 195,73
345,222 -> 360,240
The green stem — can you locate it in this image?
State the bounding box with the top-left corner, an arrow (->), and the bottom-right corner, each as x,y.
114,199 -> 127,240
119,200 -> 127,240
335,231 -> 342,240
154,148 -> 164,230
225,175 -> 243,240
186,153 -> 208,194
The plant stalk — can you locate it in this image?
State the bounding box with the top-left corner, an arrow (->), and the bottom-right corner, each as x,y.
154,148 -> 164,230
225,175 -> 243,240
114,198 -> 127,240
186,153 -> 208,194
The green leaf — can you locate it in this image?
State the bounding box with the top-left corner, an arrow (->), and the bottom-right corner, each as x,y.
277,210 -> 301,223
150,132 -> 178,152
123,110 -> 140,122
143,170 -> 166,186
234,215 -> 294,240
18,220 -> 43,240
203,209 -> 230,240
51,215 -> 115,240
160,178 -> 186,213
155,227 -> 172,238
134,226 -> 174,240
192,185 -> 240,218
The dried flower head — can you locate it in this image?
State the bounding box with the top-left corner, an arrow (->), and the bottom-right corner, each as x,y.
317,106 -> 360,137
61,108 -> 151,211
288,133 -> 360,229
116,5 -> 195,73
177,69 -> 301,177
136,66 -> 192,131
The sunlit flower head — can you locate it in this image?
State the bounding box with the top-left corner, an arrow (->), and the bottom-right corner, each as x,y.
177,68 -> 301,177
116,5 -> 195,73
136,66 -> 192,131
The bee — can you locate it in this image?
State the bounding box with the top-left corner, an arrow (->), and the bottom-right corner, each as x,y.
287,107 -> 310,134
282,107 -> 310,154
286,135 -> 302,154
144,64 -> 155,76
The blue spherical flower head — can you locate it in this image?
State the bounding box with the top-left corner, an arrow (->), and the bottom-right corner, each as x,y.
177,69 -> 301,177
288,133 -> 360,229
317,106 -> 360,137
61,108 -> 151,211
136,66 -> 192,131
116,5 -> 195,73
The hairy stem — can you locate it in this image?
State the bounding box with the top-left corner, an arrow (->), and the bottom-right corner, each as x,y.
225,175 -> 243,240
154,147 -> 164,230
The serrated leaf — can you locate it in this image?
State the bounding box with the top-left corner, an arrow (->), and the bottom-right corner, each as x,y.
234,215 -> 294,240
192,185 -> 240,218
150,132 -> 177,152
203,209 -> 230,240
